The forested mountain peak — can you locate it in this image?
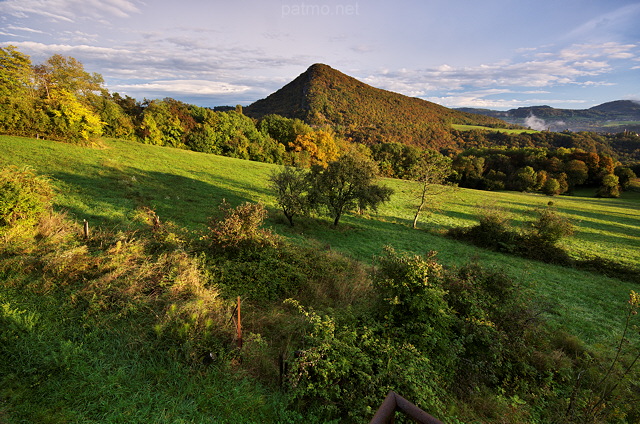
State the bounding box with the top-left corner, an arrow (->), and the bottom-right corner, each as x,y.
245,64 -> 508,147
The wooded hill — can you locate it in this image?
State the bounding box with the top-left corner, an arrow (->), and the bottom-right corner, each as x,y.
245,64 -> 510,148
457,100 -> 640,133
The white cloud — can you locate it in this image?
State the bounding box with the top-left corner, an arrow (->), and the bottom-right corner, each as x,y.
114,80 -> 252,96
358,41 -> 637,109
0,0 -> 141,22
6,25 -> 46,34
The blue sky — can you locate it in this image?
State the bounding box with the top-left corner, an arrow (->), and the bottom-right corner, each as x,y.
1,0 -> 639,110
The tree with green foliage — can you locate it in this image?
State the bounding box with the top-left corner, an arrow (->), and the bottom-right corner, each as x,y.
258,114 -> 311,147
269,166 -> 310,226
308,152 -> 393,226
564,159 -> 589,189
0,45 -> 44,137
0,45 -> 33,98
34,54 -> 105,99
45,88 -> 103,142
139,99 -> 185,147
88,94 -> 135,139
542,177 -> 561,196
597,174 -> 620,198
511,166 -> 538,191
451,155 -> 485,188
615,166 -> 636,191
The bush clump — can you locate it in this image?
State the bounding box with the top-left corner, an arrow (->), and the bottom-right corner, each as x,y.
448,205 -> 574,264
0,166 -> 54,231
205,200 -> 278,251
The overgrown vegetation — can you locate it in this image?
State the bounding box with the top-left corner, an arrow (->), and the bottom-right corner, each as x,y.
1,165 -> 639,423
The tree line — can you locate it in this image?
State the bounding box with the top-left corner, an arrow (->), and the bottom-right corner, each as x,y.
1,45 -> 637,198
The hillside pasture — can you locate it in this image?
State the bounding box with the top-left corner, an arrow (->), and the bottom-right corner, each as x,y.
1,135 -> 638,346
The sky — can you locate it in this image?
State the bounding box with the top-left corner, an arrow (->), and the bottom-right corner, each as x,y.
1,0 -> 639,110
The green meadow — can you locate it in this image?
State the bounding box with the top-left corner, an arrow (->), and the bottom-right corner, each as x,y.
1,135 -> 638,345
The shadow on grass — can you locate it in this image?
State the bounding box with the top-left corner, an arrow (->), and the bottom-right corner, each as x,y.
502,199 -> 640,247
50,164 -> 258,230
271,210 -> 484,265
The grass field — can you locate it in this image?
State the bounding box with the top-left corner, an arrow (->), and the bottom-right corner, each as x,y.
1,135 -> 638,347
451,124 -> 539,134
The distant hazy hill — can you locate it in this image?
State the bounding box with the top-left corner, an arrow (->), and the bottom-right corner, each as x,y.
457,100 -> 640,133
245,64 -> 508,148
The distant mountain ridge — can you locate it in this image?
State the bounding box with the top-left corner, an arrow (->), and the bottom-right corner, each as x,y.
456,100 -> 640,133
245,64 -> 509,148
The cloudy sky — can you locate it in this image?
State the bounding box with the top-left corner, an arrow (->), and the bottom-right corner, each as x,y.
1,0 -> 639,110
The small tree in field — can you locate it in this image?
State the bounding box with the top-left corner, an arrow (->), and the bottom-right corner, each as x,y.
269,166 -> 310,226
308,152 -> 393,226
407,150 -> 452,229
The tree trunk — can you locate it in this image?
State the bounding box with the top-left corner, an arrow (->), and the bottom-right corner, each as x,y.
285,211 -> 294,227
412,182 -> 428,229
412,202 -> 424,229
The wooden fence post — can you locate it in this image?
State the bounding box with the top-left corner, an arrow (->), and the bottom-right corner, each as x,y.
83,220 -> 89,239
236,296 -> 242,349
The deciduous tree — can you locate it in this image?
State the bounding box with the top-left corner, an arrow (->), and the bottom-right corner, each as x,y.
597,174 -> 620,198
269,166 -> 310,226
407,150 -> 452,229
308,152 -> 393,226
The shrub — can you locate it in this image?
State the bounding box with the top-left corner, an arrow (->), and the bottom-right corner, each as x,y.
205,200 -> 279,252
443,263 -> 538,396
528,207 -> 574,245
372,247 -> 456,367
285,300 -> 445,423
0,166 -> 54,231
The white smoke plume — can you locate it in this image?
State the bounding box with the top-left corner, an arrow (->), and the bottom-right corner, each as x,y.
524,113 -> 548,131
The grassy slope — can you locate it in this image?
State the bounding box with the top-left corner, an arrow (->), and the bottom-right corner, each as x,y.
1,134 -> 638,347
1,281 -> 293,423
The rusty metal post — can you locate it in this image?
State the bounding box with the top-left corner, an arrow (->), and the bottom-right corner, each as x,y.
369,391 -> 444,424
236,296 -> 242,349
394,392 -> 444,424
369,392 -> 397,424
